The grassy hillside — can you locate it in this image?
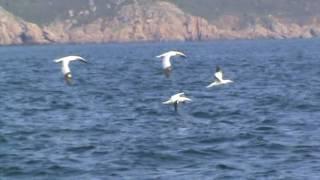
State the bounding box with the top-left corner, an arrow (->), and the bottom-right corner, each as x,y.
0,0 -> 136,24
0,0 -> 320,25
170,0 -> 320,22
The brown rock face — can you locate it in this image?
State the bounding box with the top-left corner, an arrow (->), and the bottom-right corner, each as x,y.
0,7 -> 48,45
1,1 -> 320,45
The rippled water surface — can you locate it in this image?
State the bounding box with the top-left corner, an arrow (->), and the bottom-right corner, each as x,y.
0,39 -> 320,179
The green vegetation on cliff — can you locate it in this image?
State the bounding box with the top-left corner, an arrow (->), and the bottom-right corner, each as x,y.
171,0 -> 320,23
1,0 -> 320,25
0,0 -> 135,24
0,0 -> 320,45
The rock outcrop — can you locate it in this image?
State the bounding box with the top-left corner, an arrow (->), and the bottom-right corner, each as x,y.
1,1 -> 320,45
0,7 -> 47,45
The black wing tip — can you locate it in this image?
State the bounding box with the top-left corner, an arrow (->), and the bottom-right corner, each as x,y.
80,59 -> 88,63
174,102 -> 178,112
216,65 -> 221,72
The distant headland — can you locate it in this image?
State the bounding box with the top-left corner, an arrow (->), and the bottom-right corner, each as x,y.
1,0 -> 320,45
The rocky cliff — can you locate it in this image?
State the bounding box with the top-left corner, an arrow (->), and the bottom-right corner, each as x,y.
1,1 -> 320,45
0,6 -> 48,45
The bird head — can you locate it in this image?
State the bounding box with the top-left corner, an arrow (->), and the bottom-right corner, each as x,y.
64,73 -> 72,80
64,73 -> 73,85
216,66 -> 221,72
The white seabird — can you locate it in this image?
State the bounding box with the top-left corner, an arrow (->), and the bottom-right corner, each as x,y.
156,51 -> 186,77
54,55 -> 88,85
207,66 -> 233,88
163,92 -> 192,112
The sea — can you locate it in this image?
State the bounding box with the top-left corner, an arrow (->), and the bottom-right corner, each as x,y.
0,39 -> 319,179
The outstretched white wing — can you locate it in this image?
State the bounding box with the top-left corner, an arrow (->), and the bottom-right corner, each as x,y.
54,55 -> 87,75
156,51 -> 186,70
214,71 -> 223,82
54,56 -> 87,63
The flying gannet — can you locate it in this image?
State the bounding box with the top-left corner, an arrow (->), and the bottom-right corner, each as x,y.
207,66 -> 233,88
156,51 -> 186,77
163,92 -> 192,112
54,55 -> 88,85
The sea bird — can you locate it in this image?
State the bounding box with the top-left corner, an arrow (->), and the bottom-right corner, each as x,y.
207,66 -> 233,88
163,92 -> 192,112
156,51 -> 186,77
54,56 -> 88,85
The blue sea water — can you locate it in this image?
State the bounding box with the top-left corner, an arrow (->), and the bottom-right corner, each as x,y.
0,39 -> 319,179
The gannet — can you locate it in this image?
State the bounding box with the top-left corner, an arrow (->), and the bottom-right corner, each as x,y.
163,92 -> 192,112
156,51 -> 186,77
207,66 -> 233,88
54,56 -> 88,85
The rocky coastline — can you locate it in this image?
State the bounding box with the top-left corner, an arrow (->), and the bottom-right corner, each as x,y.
1,1 -> 320,45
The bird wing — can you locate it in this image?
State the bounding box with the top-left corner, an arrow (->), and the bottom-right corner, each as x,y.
162,55 -> 172,69
61,61 -> 71,74
70,56 -> 87,63
55,56 -> 86,63
207,82 -> 218,88
175,51 -> 187,58
214,70 -> 223,82
172,92 -> 185,99
54,58 -> 63,63
158,51 -> 184,58
184,97 -> 192,102
163,99 -> 172,104
170,93 -> 185,104
156,51 -> 171,58
78,58 -> 88,63
178,97 -> 192,103
156,54 -> 164,58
